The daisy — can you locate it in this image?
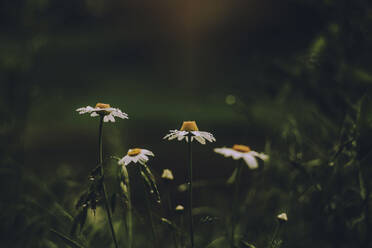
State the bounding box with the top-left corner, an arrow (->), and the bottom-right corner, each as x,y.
163,121 -> 216,145
118,148 -> 154,166
214,144 -> 268,169
76,102 -> 128,122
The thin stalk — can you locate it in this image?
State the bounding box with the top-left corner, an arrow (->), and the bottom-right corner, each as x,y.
187,135 -> 194,248
98,116 -> 119,248
180,213 -> 185,248
123,167 -> 133,248
141,166 -> 158,248
231,162 -> 243,248
165,185 -> 179,248
269,222 -> 281,248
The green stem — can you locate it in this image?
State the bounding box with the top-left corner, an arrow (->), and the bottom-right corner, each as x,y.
269,222 -> 281,248
98,116 -> 119,248
141,166 -> 158,248
127,195 -> 133,248
165,186 -> 179,248
187,135 -> 194,248
231,162 -> 243,248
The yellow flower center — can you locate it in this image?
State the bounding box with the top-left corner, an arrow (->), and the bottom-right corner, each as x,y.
232,144 -> 251,153
95,103 -> 111,109
127,148 -> 141,156
180,121 -> 199,131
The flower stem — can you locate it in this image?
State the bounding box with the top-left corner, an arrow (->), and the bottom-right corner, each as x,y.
231,162 -> 243,248
269,221 -> 281,248
187,135 -> 194,248
141,166 -> 158,248
98,116 -> 119,248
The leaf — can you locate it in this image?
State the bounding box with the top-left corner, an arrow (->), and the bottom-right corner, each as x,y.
70,209 -> 87,236
51,229 -> 85,248
350,213 -> 365,228
304,158 -> 323,167
120,165 -> 130,185
53,202 -> 74,222
79,207 -> 88,233
227,167 -> 238,185
241,240 -> 256,248
111,193 -> 117,214
160,217 -> 178,231
141,164 -> 161,203
206,236 -> 228,248
140,170 -> 152,191
359,169 -> 366,200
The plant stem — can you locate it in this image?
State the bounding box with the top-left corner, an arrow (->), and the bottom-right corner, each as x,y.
127,189 -> 133,248
269,221 -> 281,248
165,185 -> 179,248
187,135 -> 194,248
98,116 -> 119,248
231,162 -> 243,248
141,166 -> 158,248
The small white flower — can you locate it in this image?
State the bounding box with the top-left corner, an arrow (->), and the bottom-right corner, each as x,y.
76,102 -> 128,122
163,121 -> 216,145
277,213 -> 288,222
161,169 -> 174,180
214,144 -> 268,169
118,148 -> 154,166
175,205 -> 184,211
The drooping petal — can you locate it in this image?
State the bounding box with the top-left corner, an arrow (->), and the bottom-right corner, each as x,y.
257,152 -> 269,161
194,135 -> 206,145
191,131 -> 215,143
141,149 -> 155,157
242,154 -> 258,169
104,114 -> 115,122
231,151 -> 243,160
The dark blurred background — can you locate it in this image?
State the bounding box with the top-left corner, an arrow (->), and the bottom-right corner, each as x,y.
1,0 -> 372,247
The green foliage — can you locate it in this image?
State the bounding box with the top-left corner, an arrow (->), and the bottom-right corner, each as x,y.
1,0 -> 372,247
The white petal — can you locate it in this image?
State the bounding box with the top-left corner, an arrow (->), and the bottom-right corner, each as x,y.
123,156 -> 131,166
257,152 -> 269,161
113,109 -> 128,119
168,133 -> 180,140
194,135 -> 206,145
243,154 -> 258,169
90,112 -> 99,117
138,155 -> 149,165
141,149 -> 154,156
132,155 -> 139,163
198,131 -> 216,142
107,114 -> 115,122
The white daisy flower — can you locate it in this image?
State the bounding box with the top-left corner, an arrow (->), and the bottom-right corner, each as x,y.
76,102 -> 128,122
118,148 -> 154,166
214,144 -> 268,169
161,169 -> 174,180
163,121 -> 216,145
277,213 -> 288,222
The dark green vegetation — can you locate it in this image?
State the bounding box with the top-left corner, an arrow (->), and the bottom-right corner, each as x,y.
1,0 -> 372,247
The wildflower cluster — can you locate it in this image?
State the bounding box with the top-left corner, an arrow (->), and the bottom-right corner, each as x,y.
72,102 -> 285,248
